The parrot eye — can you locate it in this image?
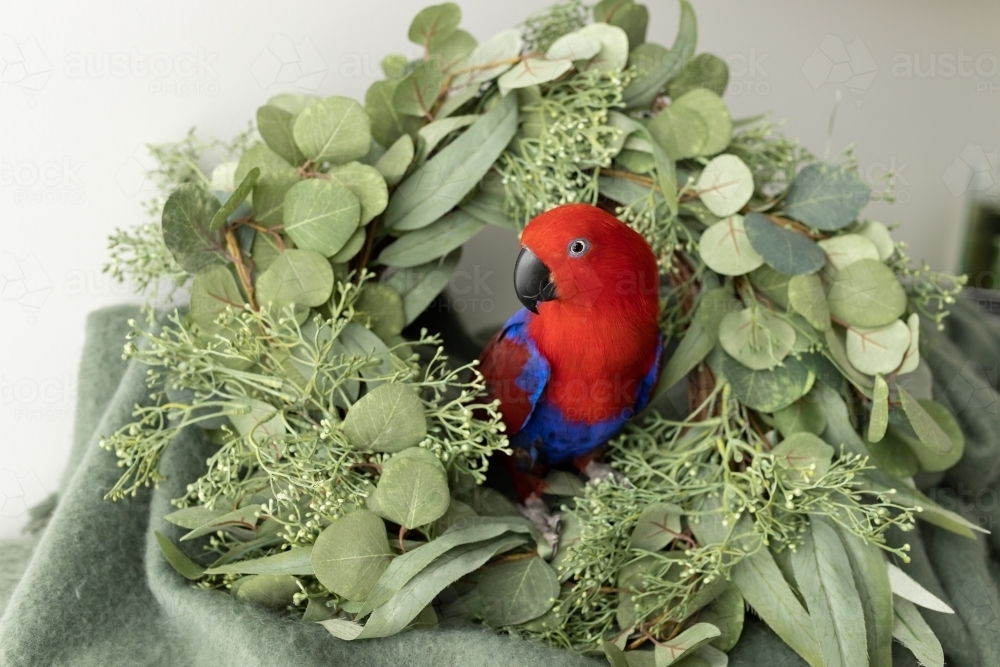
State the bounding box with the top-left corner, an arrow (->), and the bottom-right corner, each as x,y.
568,238 -> 590,257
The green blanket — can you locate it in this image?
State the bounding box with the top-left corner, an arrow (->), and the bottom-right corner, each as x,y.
2,302 -> 1000,666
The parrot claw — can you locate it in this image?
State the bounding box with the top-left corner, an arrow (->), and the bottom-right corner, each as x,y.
517,496 -> 561,556
583,460 -> 629,486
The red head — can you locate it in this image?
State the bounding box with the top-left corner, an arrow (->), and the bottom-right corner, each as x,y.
515,203 -> 660,324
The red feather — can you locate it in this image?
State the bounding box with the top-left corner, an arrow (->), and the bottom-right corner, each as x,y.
478,326 -> 534,435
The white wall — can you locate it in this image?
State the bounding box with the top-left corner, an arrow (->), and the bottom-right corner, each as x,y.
1,0 -> 997,537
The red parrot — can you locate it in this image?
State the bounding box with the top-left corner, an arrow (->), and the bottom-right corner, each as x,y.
478,203 -> 662,499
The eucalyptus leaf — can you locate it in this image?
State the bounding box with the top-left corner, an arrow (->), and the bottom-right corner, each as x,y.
357,534 -> 525,639
234,574 -> 299,608
594,0 -> 649,48
327,162 -> 389,226
228,397 -> 286,441
856,220 -> 895,260
365,79 -> 423,147
342,382 -> 427,452
358,516 -> 533,618
206,546 -> 314,576
154,531 -> 205,580
668,53 -> 729,98
367,447 -> 451,529
393,59 -> 445,117
255,248 -> 334,309
699,585 -> 744,652
648,102 -> 707,161
252,171 -> 299,227
845,319 -> 910,375
770,432 -> 834,483
698,215 -> 765,276
283,178 -> 360,256
257,105 -> 305,165
293,96 -> 372,165
898,313 -> 920,375
385,93 -> 517,231
898,386 -> 953,455
339,321 -> 394,384
717,307 -> 795,371
826,259 -> 907,328
267,92 -> 317,115
189,265 -> 245,331
650,317 -> 712,400
161,184 -> 225,273
416,114 -> 478,163
355,282 -> 406,340
181,504 -> 261,541
868,374 -> 889,442
886,563 -> 954,614
787,273 -> 830,331
695,154 -> 753,217
452,28 -> 523,88
892,597 -> 945,667
236,144 -> 296,185
783,163 -> 871,231
773,392 -> 827,437
744,212 -> 826,276
330,227 -> 366,263
908,399 -> 964,472
311,509 -> 393,601
430,28 -> 477,71
376,135 -> 415,186
837,527 -> 894,667
652,623 -> 721,666
378,209 -> 484,267
577,23 -> 629,72
629,502 -> 683,551
546,29 -> 602,63
164,507 -> 223,530
721,352 -> 812,413
408,2 -> 461,50
674,88 -> 731,156
790,516 -> 868,667
478,556 -> 560,627
623,0 -> 696,109
498,57 -> 574,94
210,167 -> 259,232
384,250 -> 461,324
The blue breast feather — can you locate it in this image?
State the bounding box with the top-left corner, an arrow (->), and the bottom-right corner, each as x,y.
499,308 -> 663,465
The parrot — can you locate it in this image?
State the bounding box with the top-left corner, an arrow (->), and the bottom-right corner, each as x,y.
477,203 -> 663,532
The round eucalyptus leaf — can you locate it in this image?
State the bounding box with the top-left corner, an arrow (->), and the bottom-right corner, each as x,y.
251,231 -> 283,272
578,23 -> 629,72
697,288 -> 742,342
826,259 -> 907,328
354,282 -> 406,340
453,28 -> 523,87
699,585 -> 744,652
898,386 -> 953,456
845,319 -> 910,375
190,265 -> 245,331
771,432 -> 834,482
331,227 -> 366,263
648,103 -> 708,160
366,447 -> 451,529
393,59 -> 445,117
898,313 -> 921,375
865,427 -> 920,479
255,248 -> 334,309
787,273 -> 830,331
293,96 -> 371,165
696,154 -> 754,217
161,184 -> 226,273
868,373 -> 890,443
267,92 -> 317,115
783,163 -> 870,231
375,135 -> 415,186
856,220 -> 895,260
365,79 -> 423,148
408,2 -> 461,50
744,212 -> 826,276
327,162 -> 389,225
377,210 -> 485,268
773,392 -> 827,437
342,382 -> 427,452
546,28 -> 601,62
698,215 -> 765,276
817,233 -> 880,276
311,510 -> 393,601
748,265 -> 791,309
629,502 -> 683,551
228,397 -> 286,440
252,172 -> 300,228
283,179 -> 360,256
498,57 -> 574,94
256,104 -> 306,166
910,400 -> 964,472
718,307 -> 796,370
430,28 -> 477,72
236,144 -> 296,186
234,574 -> 300,608
594,0 -> 649,47
721,352 -> 812,413
668,53 -> 729,98
478,556 -> 560,627
672,88 -> 732,156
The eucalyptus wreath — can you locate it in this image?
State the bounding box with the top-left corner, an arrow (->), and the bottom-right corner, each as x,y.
102,1 -> 969,666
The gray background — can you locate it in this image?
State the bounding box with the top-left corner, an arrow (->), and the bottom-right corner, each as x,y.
1,0 -> 998,537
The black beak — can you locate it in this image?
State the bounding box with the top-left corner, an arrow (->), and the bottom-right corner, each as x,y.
514,247 -> 557,314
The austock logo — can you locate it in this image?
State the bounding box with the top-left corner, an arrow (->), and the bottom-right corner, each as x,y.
0,33 -> 52,102
0,251 -> 52,324
251,35 -> 326,91
802,35 -> 878,106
